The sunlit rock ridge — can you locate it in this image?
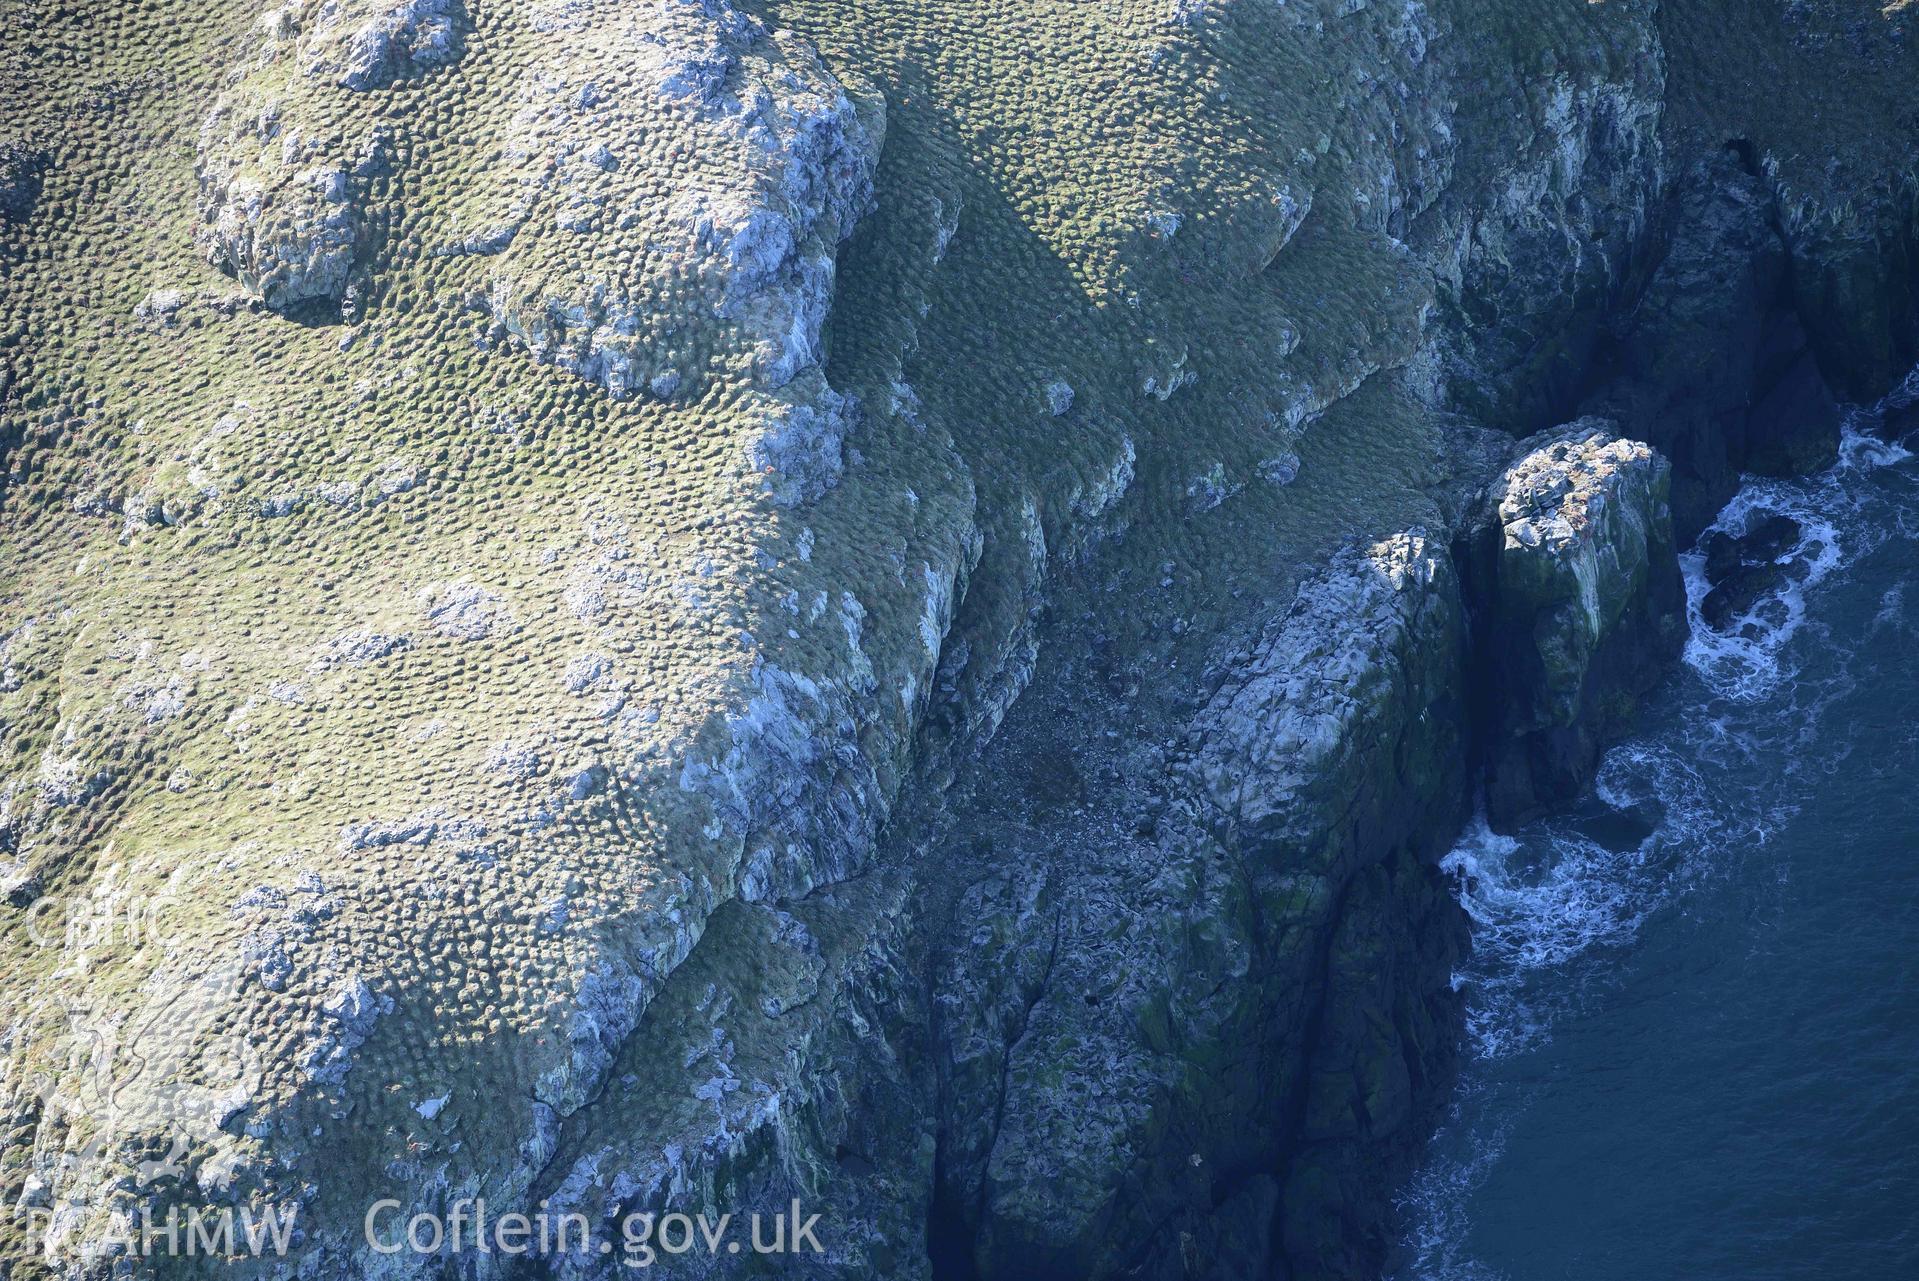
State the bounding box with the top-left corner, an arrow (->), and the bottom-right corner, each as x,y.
0,0 -> 1913,1278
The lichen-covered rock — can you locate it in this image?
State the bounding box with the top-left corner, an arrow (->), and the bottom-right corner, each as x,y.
296,0 -> 463,90
1189,535 -> 1469,848
748,378 -> 856,507
522,879 -> 934,1281
193,0 -> 465,310
194,124 -> 363,311
921,533 -> 1471,1281
474,0 -> 883,402
198,78 -> 362,312
1461,421 -> 1687,829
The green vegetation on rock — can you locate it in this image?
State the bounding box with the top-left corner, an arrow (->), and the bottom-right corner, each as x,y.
0,0 -> 1914,1277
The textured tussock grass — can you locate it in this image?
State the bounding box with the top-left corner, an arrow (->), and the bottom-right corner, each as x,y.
0,0 -> 1912,1263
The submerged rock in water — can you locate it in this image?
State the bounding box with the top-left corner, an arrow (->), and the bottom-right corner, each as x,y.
1701,561 -> 1788,633
1462,421 -> 1688,830
1700,514 -> 1805,632
1733,514 -> 1802,563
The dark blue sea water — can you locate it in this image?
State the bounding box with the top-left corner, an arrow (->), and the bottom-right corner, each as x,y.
1396,396 -> 1919,1281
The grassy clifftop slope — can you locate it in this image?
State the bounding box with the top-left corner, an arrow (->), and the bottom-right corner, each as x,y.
0,0 -> 1912,1276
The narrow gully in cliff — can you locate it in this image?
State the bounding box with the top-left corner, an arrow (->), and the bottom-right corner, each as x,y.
1394,391 -> 1919,1280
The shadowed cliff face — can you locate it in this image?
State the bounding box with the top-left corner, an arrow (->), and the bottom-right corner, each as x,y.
0,0 -> 1914,1278
1458,424 -> 1687,831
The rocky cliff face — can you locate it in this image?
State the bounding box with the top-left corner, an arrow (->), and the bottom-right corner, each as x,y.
1460,423 -> 1687,830
1,1 -> 1915,1279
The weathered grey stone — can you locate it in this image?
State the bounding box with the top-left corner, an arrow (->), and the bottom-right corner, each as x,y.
297,0 -> 463,91
477,0 -> 882,405
748,380 -> 855,508
1461,422 -> 1687,829
1426,64 -> 1666,434
194,131 -> 361,311
193,0 -> 464,310
1772,165 -> 1919,406
921,534 -> 1472,1281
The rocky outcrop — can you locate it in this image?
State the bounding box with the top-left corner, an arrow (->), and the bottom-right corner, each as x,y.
1459,423 -> 1687,830
296,0 -> 463,90
194,119 -> 367,312
4,1 -> 1917,1280
193,0 -> 465,310
1771,165 -> 1919,408
1573,149 -> 1843,538
473,0 -> 882,404
907,423 -> 1693,1277
402,526 -> 1540,1281
1424,56 -> 1666,436
917,533 -> 1472,1281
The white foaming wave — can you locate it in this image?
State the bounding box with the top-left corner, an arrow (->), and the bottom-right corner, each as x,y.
1408,744 -> 1749,1280
1403,383 -> 1918,1281
1443,819 -> 1642,1061
1680,493 -> 1841,700
1879,362 -> 1919,427
1595,740 -> 1764,870
1441,395 -> 1915,1065
1410,745 -> 1767,1279
1442,740 -> 1740,1061
1394,1105 -> 1515,1281
1682,424 -> 1911,701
